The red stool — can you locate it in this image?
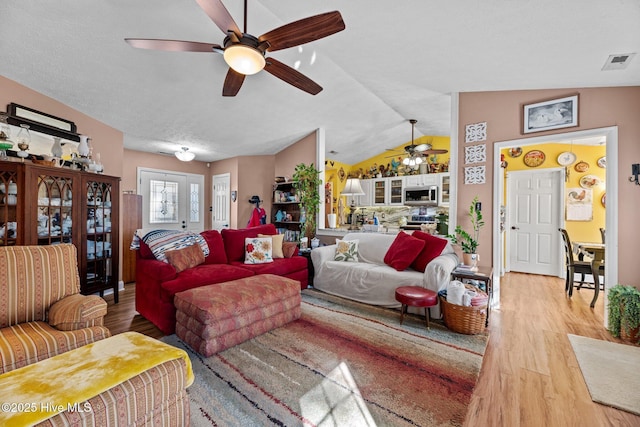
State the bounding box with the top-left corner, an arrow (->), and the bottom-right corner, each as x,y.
395,286 -> 438,328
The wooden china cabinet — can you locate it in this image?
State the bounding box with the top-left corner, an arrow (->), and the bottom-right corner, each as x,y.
0,161 -> 120,302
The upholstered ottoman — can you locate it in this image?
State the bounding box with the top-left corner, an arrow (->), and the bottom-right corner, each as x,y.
174,274 -> 301,356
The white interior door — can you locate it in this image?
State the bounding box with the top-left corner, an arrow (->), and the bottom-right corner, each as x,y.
506,169 -> 562,276
138,168 -> 205,232
212,173 -> 230,231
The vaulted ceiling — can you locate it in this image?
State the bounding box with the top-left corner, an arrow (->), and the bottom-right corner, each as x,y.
1,0 -> 638,164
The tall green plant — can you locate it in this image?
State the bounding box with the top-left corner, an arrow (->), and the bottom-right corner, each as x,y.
447,196 -> 484,254
608,284 -> 640,344
292,163 -> 322,239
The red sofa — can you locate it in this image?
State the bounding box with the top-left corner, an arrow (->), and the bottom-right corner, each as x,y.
135,223 -> 308,334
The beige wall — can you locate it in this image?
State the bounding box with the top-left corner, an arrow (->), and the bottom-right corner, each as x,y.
275,131 -> 317,178
0,76 -> 124,177
458,86 -> 640,286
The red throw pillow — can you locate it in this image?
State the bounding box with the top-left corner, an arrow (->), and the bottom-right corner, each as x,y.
410,231 -> 449,272
384,232 -> 426,271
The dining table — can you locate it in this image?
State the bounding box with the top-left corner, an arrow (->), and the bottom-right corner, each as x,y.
573,241 -> 605,308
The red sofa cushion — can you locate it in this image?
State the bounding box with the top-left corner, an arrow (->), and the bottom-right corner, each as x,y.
410,231 -> 449,272
200,230 -> 228,264
383,231 -> 426,271
221,224 -> 277,263
139,240 -> 155,259
229,256 -> 307,277
160,264 -> 255,303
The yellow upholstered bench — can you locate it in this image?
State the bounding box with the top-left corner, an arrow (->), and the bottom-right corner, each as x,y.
0,332 -> 194,426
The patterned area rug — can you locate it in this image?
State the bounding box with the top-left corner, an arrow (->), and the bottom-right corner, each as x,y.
163,289 -> 488,426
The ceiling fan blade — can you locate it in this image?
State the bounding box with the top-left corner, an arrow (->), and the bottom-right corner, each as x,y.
195,0 -> 241,36
125,38 -> 222,52
422,149 -> 449,155
414,143 -> 429,152
259,11 -> 345,52
264,57 -> 322,95
222,68 -> 245,96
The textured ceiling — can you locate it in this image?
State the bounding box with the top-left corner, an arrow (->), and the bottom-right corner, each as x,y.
0,0 -> 638,164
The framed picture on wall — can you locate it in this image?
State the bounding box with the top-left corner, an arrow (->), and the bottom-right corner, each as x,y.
523,95 -> 578,134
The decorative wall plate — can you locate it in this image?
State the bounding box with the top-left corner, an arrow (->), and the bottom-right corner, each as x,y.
601,193 -> 606,207
508,147 -> 523,158
523,150 -> 545,167
557,151 -> 577,166
574,161 -> 589,172
579,174 -> 600,188
597,156 -> 606,168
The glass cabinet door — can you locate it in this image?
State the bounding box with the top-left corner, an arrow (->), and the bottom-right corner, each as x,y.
373,180 -> 386,205
35,173 -> 75,245
389,178 -> 404,204
84,178 -> 116,299
0,167 -> 20,245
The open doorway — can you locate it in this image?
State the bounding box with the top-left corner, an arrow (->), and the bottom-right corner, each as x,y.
492,127 -> 618,325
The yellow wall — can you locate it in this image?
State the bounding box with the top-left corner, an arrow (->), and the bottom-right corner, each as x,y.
324,159 -> 353,214
327,135 -> 450,212
351,135 -> 451,177
502,142 -> 606,243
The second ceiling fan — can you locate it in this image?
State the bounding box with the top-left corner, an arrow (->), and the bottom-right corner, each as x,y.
388,119 -> 448,166
125,0 -> 345,96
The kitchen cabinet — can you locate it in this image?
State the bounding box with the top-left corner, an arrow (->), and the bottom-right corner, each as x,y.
404,174 -> 438,187
372,177 -> 404,206
0,161 -> 120,302
439,173 -> 451,206
356,179 -> 373,207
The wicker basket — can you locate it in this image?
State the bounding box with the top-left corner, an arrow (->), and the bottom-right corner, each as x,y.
439,296 -> 487,335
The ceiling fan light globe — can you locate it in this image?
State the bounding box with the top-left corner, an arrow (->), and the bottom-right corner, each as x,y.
415,156 -> 423,165
224,45 -> 265,75
402,157 -> 410,165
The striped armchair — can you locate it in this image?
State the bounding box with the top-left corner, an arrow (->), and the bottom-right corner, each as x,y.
0,244 -> 111,374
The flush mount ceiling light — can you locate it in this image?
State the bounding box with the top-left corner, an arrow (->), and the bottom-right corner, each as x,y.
175,146 -> 195,162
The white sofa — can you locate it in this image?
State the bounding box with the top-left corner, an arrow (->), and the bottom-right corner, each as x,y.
311,232 -> 459,317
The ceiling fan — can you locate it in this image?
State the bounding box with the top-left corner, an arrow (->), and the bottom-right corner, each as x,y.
387,119 -> 448,166
125,0 -> 345,96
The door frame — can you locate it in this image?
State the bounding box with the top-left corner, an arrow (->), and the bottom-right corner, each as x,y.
212,172 -> 231,230
493,126 -> 618,326
504,167 -> 564,276
136,167 -> 206,232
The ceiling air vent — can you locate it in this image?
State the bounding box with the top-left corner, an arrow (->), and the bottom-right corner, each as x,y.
602,53 -> 636,71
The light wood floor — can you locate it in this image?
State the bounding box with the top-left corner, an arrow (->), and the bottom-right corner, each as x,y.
103,273 -> 640,427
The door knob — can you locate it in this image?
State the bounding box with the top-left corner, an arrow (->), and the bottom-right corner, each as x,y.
511,226 -> 519,230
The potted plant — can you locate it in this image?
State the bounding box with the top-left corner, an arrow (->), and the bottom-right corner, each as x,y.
608,284 -> 640,344
292,163 -> 322,240
447,196 -> 484,266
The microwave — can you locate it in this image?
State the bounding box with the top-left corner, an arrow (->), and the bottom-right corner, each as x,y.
404,186 -> 438,206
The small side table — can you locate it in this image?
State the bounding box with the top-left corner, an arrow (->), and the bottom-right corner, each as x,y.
298,249 -> 315,287
450,266 -> 493,326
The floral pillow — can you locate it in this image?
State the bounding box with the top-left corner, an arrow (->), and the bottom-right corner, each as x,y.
334,239 -> 359,262
244,237 -> 274,264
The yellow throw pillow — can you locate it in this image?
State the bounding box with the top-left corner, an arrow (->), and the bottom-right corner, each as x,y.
259,233 -> 284,258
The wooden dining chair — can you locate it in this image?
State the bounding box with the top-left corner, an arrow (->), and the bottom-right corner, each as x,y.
559,228 -> 594,297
